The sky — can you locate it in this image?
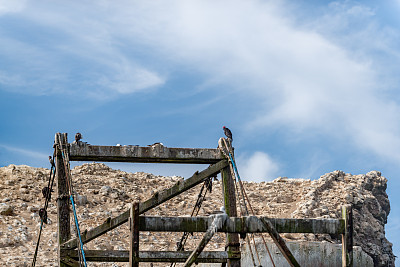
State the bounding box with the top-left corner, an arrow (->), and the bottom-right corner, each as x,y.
0,0 -> 399,262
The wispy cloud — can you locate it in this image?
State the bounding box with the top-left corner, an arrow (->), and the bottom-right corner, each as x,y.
1,0 -> 400,162
0,0 -> 27,15
0,1 -> 165,99
110,0 -> 400,163
237,151 -> 280,182
0,144 -> 48,160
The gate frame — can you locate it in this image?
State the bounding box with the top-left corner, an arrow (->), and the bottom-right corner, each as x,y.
54,133 -> 353,267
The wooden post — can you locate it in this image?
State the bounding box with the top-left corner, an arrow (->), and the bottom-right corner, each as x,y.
130,202 -> 140,267
342,205 -> 353,267
221,166 -> 241,267
55,133 -> 71,266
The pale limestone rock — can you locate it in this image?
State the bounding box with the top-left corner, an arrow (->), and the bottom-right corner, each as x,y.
0,164 -> 394,266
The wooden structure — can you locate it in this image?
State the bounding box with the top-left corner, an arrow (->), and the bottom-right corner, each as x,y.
55,133 -> 353,266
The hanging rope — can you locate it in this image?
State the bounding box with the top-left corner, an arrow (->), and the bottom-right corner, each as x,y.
231,166 -> 260,267
31,149 -> 57,267
70,195 -> 87,266
220,138 -> 276,267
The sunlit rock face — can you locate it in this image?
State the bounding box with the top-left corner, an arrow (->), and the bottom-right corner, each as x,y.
0,164 -> 394,266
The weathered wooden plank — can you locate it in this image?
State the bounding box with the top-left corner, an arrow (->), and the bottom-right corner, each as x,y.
129,202 -> 139,267
55,133 -> 72,267
61,250 -> 231,263
138,216 -> 345,234
61,160 -> 228,249
69,142 -> 223,164
63,215 -> 345,251
62,213 -> 344,250
221,164 -> 241,267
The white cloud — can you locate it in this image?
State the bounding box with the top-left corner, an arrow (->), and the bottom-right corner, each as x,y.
237,151 -> 279,182
0,1 -> 165,98
118,0 -> 400,163
1,0 -> 400,162
97,61 -> 165,95
0,0 -> 26,15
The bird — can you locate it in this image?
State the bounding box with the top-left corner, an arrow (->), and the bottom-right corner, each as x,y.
75,132 -> 82,142
223,126 -> 233,140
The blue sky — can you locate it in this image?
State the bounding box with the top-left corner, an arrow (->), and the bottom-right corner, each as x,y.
0,0 -> 399,262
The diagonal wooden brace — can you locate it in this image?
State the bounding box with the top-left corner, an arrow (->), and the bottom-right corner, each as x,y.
260,217 -> 300,267
183,214 -> 227,267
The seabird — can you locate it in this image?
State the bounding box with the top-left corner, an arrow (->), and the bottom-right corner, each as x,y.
75,132 -> 82,142
223,126 -> 233,140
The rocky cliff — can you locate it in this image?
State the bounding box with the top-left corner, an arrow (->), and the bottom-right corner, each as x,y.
0,163 -> 394,266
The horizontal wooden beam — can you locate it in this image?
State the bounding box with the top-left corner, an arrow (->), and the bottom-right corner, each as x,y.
138,215 -> 345,234
61,250 -> 231,263
63,215 -> 344,250
69,142 -> 223,164
61,160 -> 228,250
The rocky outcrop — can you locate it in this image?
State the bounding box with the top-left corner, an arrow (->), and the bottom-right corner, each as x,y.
0,163 -> 394,266
287,170 -> 393,266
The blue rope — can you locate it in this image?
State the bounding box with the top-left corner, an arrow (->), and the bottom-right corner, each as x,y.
228,152 -> 242,181
70,196 -> 87,267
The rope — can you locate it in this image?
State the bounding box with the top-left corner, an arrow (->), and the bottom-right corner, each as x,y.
229,152 -> 276,267
31,212 -> 45,267
229,158 -> 262,266
229,160 -> 258,267
59,145 -> 83,265
220,139 -> 261,266
220,138 -> 276,267
31,150 -> 57,267
70,195 -> 87,267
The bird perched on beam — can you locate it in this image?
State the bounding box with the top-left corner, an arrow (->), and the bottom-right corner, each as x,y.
223,126 -> 232,140
75,132 -> 82,143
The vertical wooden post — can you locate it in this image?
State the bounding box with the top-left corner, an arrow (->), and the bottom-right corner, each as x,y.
130,202 -> 140,267
221,165 -> 241,267
55,133 -> 71,267
342,205 -> 353,267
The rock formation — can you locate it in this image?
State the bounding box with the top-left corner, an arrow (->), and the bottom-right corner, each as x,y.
0,163 -> 394,266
